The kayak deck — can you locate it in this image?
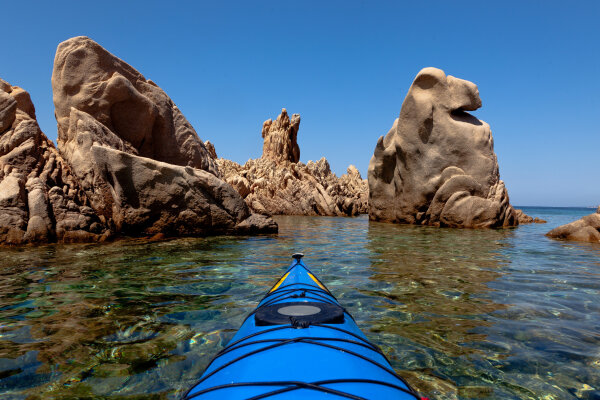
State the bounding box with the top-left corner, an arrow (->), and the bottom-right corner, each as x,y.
184,254 -> 422,399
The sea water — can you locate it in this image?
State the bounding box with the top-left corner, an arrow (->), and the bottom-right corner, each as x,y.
0,207 -> 598,399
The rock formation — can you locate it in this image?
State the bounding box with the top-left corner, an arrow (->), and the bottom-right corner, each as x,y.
52,37 -> 219,176
0,36 -> 278,246
261,109 -> 301,163
368,67 -> 520,228
0,79 -> 109,245
546,208 -> 600,243
48,36 -> 276,238
216,109 -> 368,216
515,209 -> 547,224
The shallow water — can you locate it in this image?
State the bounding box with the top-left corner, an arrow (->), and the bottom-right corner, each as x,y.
0,207 -> 599,399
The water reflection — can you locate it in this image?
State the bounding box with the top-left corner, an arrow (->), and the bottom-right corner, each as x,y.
365,222 -> 512,398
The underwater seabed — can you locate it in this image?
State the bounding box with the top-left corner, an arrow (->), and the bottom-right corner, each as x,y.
0,207 -> 598,399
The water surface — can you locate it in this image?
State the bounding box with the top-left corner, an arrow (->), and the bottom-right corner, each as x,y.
0,207 -> 599,399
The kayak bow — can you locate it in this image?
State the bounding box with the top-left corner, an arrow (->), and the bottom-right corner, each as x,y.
184,254 -> 424,399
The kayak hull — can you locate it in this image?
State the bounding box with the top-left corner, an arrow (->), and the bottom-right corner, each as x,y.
185,256 -> 420,399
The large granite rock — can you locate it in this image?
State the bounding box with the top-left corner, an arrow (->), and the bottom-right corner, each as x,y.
216,109 -> 368,216
368,67 -> 519,228
50,36 -> 276,239
52,36 -> 219,176
546,208 -> 600,243
0,79 -> 109,245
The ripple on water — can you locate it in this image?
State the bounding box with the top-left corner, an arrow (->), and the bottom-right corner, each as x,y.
0,208 -> 599,399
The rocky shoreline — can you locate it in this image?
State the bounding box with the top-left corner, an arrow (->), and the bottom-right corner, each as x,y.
1,38 -> 595,246
0,37 -> 276,246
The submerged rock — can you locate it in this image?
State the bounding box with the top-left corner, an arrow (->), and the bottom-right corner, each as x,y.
50,36 -> 276,238
368,67 -> 519,228
546,208 -> 600,243
216,109 -> 368,216
0,79 -> 109,245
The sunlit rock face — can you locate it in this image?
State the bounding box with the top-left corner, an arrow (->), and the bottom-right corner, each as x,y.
368,67 -> 518,228
52,36 -> 219,176
216,109 -> 368,216
261,108 -> 300,164
51,36 -> 277,237
0,79 -> 109,245
547,208 -> 600,243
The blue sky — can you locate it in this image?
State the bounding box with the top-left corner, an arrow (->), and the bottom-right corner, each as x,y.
1,1 -> 598,207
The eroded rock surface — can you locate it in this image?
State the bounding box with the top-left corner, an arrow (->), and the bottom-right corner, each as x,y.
52,36 -> 219,176
368,67 -> 519,228
261,108 -> 300,163
546,208 -> 600,243
48,36 -> 275,240
0,79 -> 109,245
216,109 -> 368,216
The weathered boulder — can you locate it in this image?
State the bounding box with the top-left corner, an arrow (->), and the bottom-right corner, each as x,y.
51,36 -> 276,238
58,109 -> 276,236
261,108 -> 300,163
546,208 -> 600,243
368,67 -> 518,228
52,36 -> 219,176
216,109 -> 368,216
0,79 -> 109,245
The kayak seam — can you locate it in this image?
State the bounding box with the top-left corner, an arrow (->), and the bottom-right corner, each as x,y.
184,380 -> 368,400
183,378 -> 423,400
207,336 -> 383,364
189,336 -> 412,394
247,378 -> 422,400
261,286 -> 337,303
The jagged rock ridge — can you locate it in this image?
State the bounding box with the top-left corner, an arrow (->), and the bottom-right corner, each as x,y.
261,108 -> 300,163
216,108 -> 368,216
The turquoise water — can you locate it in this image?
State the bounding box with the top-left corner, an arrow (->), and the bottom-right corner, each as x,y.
0,207 -> 598,399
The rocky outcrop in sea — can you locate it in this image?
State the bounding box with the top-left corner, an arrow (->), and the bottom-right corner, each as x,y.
368,67 -> 522,228
515,209 -> 547,224
546,207 -> 600,243
216,109 -> 368,216
0,37 -> 276,246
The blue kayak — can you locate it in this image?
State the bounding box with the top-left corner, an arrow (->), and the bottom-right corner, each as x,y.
184,254 -> 424,399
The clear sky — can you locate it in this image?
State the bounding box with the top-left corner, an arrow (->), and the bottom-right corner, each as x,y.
1,1 -> 598,207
